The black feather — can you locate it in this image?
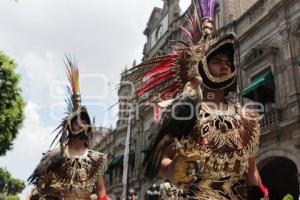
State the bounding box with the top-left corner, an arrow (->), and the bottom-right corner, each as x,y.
27,148 -> 66,185
143,94 -> 197,178
50,125 -> 63,148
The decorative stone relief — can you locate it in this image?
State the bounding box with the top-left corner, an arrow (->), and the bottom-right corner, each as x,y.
249,3 -> 265,24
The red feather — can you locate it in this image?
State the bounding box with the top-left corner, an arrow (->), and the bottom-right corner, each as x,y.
137,71 -> 176,96
143,52 -> 178,81
132,53 -> 177,70
143,63 -> 175,82
160,85 -> 180,100
180,26 -> 194,44
158,52 -> 177,66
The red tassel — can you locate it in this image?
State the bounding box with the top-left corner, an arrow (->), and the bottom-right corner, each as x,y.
143,63 -> 175,81
137,71 -> 175,96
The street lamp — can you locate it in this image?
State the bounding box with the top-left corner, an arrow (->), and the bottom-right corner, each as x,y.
146,184 -> 160,200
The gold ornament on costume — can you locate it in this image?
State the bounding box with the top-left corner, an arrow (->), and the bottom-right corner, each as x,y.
168,102 -> 260,200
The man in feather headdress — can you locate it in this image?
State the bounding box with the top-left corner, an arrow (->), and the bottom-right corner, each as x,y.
28,57 -> 108,200
138,0 -> 269,199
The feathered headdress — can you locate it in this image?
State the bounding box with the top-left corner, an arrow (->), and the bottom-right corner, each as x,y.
136,0 -> 237,104
51,56 -> 91,147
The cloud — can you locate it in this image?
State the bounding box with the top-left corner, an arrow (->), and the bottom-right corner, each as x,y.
0,0 -> 167,127
0,102 -> 55,199
0,102 -> 55,171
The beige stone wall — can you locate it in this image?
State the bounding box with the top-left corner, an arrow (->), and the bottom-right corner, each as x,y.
219,0 -> 257,26
239,0 -> 257,15
233,0 -> 300,187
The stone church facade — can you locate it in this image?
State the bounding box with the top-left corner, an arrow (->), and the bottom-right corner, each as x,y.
95,0 -> 300,199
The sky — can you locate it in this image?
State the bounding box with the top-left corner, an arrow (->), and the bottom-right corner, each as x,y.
0,0 -> 190,198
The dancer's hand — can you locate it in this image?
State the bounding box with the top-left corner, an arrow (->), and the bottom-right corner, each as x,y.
183,76 -> 203,100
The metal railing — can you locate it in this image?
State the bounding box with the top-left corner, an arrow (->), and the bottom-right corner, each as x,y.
261,109 -> 280,130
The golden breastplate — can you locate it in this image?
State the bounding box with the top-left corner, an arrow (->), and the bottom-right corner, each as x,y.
171,102 -> 260,183
39,149 -> 107,198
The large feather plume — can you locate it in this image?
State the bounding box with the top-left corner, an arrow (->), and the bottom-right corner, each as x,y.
136,52 -> 180,100
181,0 -> 216,45
65,55 -> 81,111
198,0 -> 216,19
180,1 -> 202,45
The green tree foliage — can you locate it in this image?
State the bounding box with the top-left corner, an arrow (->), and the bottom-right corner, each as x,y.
7,178 -> 25,195
0,51 -> 25,156
0,167 -> 25,199
0,167 -> 10,191
4,195 -> 19,200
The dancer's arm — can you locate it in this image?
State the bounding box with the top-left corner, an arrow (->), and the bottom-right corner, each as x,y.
159,144 -> 176,179
97,176 -> 108,200
247,157 -> 262,186
247,157 -> 269,197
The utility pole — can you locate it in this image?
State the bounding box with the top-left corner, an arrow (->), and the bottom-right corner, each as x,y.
122,105 -> 132,200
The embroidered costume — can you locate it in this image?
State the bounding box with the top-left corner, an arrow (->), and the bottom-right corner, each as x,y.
28,57 -> 107,200
159,102 -> 260,200
136,0 -> 266,199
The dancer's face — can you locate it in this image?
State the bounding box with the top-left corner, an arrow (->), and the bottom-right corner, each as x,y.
71,119 -> 88,133
208,53 -> 232,77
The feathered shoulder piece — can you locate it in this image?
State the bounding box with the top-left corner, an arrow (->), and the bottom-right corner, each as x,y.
27,148 -> 66,186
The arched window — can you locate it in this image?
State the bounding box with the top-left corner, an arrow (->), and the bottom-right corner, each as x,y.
155,24 -> 164,41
